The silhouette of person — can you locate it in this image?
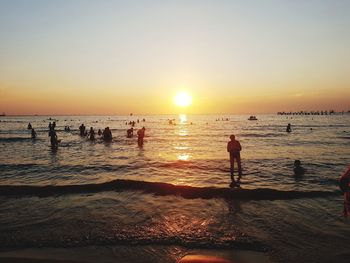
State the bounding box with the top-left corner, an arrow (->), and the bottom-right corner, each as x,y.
48,122 -> 52,130
293,160 -> 305,176
286,123 -> 292,133
31,128 -> 37,139
227,134 -> 242,187
340,166 -> 350,217
102,127 -> 112,142
88,127 -> 95,140
49,128 -> 58,149
79,124 -> 86,136
52,121 -> 56,129
137,127 -> 146,147
98,129 -> 102,136
27,123 -> 32,130
127,127 -> 133,138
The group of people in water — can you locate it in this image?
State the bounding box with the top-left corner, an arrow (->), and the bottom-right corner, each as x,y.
27,121 -> 146,149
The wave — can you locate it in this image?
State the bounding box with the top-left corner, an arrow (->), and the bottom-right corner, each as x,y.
0,179 -> 338,200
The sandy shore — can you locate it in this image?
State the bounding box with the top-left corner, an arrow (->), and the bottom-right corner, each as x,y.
0,245 -> 273,263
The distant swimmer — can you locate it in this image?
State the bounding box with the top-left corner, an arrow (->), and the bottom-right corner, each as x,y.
31,128 -> 37,139
48,122 -> 52,130
286,123 -> 292,133
98,129 -> 102,136
49,128 -> 58,149
102,127 -> 112,142
88,127 -> 95,141
79,124 -> 86,136
127,127 -> 133,138
137,127 -> 146,147
339,166 -> 350,217
27,123 -> 32,130
227,135 -> 242,187
52,121 -> 56,129
293,160 -> 306,176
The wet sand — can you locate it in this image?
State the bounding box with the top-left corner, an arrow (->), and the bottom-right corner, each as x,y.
0,245 -> 273,263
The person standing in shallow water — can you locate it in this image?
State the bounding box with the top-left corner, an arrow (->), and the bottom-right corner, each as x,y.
102,127 -> 112,142
88,127 -> 95,141
227,134 -> 242,187
49,128 -> 58,149
137,127 -> 146,147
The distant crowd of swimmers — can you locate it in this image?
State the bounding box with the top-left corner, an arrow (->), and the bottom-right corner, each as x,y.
27,120 -> 147,149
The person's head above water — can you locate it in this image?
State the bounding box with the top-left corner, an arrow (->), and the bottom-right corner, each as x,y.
230,134 -> 235,140
294,160 -> 301,167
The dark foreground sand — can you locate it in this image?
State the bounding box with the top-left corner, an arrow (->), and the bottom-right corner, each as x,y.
0,245 -> 273,263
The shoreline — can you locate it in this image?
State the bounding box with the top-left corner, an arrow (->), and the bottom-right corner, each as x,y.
0,245 -> 273,263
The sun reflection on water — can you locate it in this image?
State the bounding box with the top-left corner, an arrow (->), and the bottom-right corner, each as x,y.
177,153 -> 190,161
179,114 -> 187,123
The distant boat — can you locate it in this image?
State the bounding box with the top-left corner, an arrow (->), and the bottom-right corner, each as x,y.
248,115 -> 257,121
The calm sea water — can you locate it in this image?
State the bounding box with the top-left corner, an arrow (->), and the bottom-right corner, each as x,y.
0,114 -> 350,262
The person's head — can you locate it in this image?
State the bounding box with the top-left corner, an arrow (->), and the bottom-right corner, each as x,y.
230,134 -> 235,141
90,127 -> 93,130
142,127 -> 145,130
294,160 -> 301,167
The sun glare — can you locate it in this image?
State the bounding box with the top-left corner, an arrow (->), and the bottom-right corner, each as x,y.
174,92 -> 192,107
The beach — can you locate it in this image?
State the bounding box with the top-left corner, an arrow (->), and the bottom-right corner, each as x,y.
1,114 -> 350,262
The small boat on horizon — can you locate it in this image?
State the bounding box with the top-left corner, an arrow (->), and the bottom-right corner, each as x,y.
248,115 -> 258,120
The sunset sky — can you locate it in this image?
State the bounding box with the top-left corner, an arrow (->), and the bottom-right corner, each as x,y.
0,0 -> 349,115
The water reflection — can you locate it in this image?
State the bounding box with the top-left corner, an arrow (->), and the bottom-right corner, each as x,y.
179,114 -> 187,123
178,153 -> 190,161
176,114 -> 190,160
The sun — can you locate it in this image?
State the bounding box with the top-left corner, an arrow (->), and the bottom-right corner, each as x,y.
174,92 -> 192,107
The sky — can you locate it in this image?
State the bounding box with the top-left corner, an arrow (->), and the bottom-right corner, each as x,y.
0,0 -> 349,115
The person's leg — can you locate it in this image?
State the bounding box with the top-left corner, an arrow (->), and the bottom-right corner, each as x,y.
344,192 -> 350,217
230,155 -> 235,182
236,154 -> 242,180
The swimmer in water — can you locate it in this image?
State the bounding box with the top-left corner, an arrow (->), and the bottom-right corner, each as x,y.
293,160 -> 306,176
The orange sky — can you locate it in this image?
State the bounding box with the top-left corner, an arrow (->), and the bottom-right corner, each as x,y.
0,1 -> 349,115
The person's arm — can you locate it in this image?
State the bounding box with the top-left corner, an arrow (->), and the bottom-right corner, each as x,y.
227,142 -> 230,152
238,141 -> 242,151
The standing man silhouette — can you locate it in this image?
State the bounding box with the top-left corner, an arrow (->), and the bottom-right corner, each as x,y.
227,134 -> 242,187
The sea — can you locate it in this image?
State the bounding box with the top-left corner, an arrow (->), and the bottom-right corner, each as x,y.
0,114 -> 349,262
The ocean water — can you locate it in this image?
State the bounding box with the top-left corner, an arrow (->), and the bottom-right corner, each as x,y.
0,114 -> 350,262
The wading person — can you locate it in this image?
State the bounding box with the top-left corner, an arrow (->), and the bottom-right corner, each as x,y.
49,128 -> 58,149
227,134 -> 242,187
137,127 -> 146,147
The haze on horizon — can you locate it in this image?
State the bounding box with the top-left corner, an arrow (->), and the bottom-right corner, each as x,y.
0,0 -> 349,115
